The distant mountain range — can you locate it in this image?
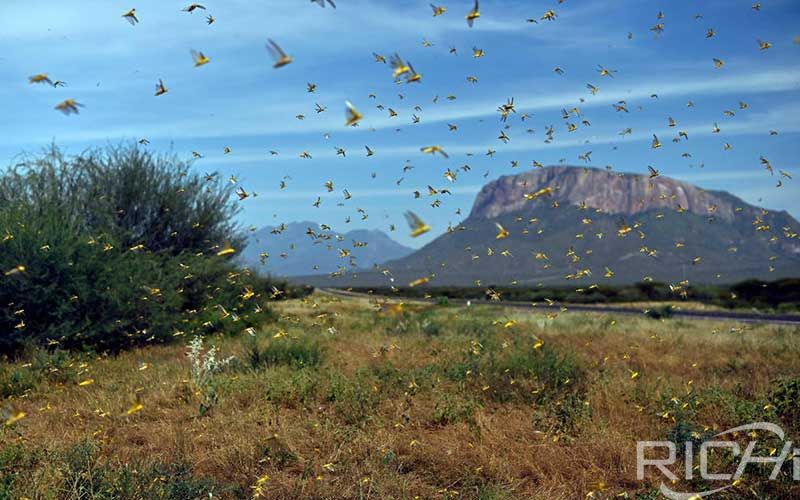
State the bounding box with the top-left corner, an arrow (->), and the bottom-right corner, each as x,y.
239,221 -> 413,277
293,166 -> 800,287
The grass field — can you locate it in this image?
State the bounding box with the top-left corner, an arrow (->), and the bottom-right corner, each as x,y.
1,292 -> 798,499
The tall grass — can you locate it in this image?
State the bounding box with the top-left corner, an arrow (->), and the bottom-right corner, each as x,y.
1,293 -> 798,498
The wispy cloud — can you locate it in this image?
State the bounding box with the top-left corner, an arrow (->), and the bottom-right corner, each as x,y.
9,63 -> 796,148
2,0 -> 799,243
247,184 -> 483,201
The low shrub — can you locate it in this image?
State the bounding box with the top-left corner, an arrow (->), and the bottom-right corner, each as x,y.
431,392 -> 479,426
644,305 -> 674,320
0,364 -> 39,399
57,440 -> 226,499
442,338 -> 589,431
700,386 -> 769,427
263,366 -> 320,407
247,337 -> 324,368
325,369 -> 378,425
0,440 -> 232,499
770,376 -> 800,429
0,444 -> 44,497
377,309 -> 444,337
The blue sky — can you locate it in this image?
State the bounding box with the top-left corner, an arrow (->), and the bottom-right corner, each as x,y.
2,0 -> 799,248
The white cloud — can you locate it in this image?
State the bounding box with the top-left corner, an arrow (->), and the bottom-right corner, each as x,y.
9,63 -> 794,148
245,184 -> 483,201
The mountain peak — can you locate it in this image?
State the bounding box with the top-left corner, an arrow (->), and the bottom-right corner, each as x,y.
469,166 -> 751,222
298,167 -> 800,286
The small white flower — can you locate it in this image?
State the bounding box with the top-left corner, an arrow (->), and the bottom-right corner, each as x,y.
186,336 -> 234,405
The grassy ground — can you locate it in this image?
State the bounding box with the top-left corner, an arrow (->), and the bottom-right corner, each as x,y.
1,292 -> 798,499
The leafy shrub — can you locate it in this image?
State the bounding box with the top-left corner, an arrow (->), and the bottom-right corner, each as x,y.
776,302 -> 800,313
549,393 -> 591,433
432,392 -> 478,425
442,338 -> 589,433
644,305 -> 674,320
325,369 -> 377,425
770,376 -> 800,428
263,366 -> 320,407
0,365 -> 39,399
470,343 -> 586,399
57,440 -> 225,499
0,145 -> 243,255
382,309 -> 444,337
26,347 -> 85,385
729,279 -> 800,309
700,386 -> 769,427
0,144 -> 280,355
495,346 -> 585,392
0,444 -> 43,496
247,337 -> 324,368
372,363 -> 439,394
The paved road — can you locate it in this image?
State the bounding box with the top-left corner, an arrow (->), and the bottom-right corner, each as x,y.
319,288 -> 800,326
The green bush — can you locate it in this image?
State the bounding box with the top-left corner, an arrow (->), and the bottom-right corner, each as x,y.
263,366 -> 320,407
494,346 -> 584,391
770,376 -> 800,428
0,364 -> 39,399
56,440 -> 226,499
644,305 -> 674,320
0,444 -> 43,497
698,386 -> 768,429
247,337 -> 324,368
0,439 -> 236,498
443,338 -> 589,432
0,145 -> 243,255
325,369 -> 378,425
380,309 -> 444,337
0,144 -> 278,355
432,392 -> 478,426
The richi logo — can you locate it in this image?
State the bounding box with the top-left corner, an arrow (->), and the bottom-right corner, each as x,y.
637,422 -> 798,499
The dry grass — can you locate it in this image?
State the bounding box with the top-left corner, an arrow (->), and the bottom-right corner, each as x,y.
1,292 -> 798,499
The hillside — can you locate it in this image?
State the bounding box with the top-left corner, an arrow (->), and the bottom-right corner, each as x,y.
297,166 -> 800,287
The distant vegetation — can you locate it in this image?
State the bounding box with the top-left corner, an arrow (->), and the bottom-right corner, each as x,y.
0,144 -> 306,355
346,278 -> 800,313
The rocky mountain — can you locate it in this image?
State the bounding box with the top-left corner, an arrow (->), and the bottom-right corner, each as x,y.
471,166 -> 751,222
239,221 -> 413,277
298,166 -> 800,287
